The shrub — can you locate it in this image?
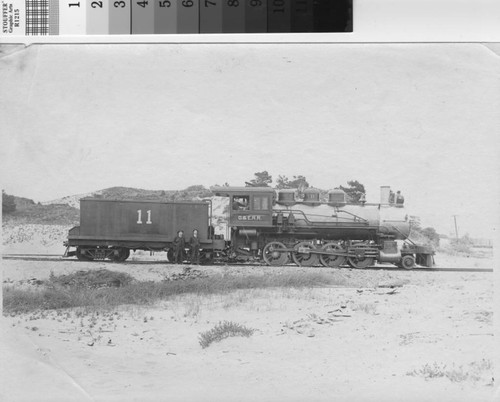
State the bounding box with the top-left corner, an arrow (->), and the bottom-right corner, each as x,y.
449,235 -> 474,253
409,226 -> 440,250
199,321 -> 254,349
407,360 -> 493,383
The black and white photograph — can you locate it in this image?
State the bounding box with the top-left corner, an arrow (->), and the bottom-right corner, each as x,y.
1,11 -> 499,402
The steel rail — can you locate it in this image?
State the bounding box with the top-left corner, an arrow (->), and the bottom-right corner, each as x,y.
2,254 -> 493,273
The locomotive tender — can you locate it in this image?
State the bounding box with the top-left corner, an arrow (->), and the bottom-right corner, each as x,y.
64,186 -> 434,269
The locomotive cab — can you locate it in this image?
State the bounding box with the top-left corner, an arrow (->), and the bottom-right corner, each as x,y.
211,186 -> 275,227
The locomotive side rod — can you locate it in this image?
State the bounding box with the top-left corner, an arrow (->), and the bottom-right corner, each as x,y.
270,246 -> 377,258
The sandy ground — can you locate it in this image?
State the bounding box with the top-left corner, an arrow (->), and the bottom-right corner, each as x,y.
1,224 -> 72,255
1,256 -> 497,402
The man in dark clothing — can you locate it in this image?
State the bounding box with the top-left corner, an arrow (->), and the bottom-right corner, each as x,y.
189,229 -> 201,265
232,199 -> 242,210
172,230 -> 185,264
396,191 -> 405,205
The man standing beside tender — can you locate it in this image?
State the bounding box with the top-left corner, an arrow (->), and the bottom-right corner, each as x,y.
189,229 -> 201,265
172,230 -> 185,264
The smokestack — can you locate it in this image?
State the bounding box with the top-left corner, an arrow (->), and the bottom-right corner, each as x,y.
380,186 -> 391,205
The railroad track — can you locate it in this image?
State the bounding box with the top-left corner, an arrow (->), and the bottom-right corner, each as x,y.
2,254 -> 493,273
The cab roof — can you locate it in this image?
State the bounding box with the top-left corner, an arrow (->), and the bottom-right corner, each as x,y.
210,186 -> 276,197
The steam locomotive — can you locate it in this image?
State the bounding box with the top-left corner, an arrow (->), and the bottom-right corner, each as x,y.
64,186 -> 434,269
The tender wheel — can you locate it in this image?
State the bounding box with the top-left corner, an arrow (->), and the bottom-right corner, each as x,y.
320,242 -> 347,268
167,248 -> 174,263
199,251 -> 213,265
76,247 -> 94,261
292,241 -> 319,267
401,255 -> 416,270
262,242 -> 289,266
111,248 -> 130,262
122,248 -> 130,261
347,246 -> 374,269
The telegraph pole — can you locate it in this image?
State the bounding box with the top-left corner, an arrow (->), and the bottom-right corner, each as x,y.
452,215 -> 459,239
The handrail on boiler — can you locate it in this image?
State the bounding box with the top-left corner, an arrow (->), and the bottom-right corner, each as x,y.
273,209 -> 369,225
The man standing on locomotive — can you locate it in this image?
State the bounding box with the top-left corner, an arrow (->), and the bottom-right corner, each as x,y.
189,229 -> 201,265
396,190 -> 405,205
389,190 -> 395,204
172,230 -> 185,264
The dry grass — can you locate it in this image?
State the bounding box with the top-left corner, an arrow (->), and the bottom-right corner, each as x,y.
352,302 -> 378,315
49,269 -> 134,288
198,321 -> 255,349
407,360 -> 493,383
182,298 -> 202,319
3,269 -> 359,315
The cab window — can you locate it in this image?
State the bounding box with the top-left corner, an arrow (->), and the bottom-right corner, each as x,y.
252,196 -> 269,211
232,196 -> 249,211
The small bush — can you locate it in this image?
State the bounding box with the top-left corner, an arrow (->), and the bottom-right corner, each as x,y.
409,226 -> 440,249
199,321 -> 254,349
407,360 -> 493,383
408,362 -> 447,380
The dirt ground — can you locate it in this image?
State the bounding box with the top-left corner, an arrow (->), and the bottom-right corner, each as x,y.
1,256 -> 497,402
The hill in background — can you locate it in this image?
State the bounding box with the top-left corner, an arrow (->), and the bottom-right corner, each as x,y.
3,204 -> 80,226
3,194 -> 80,226
42,185 -> 214,208
11,195 -> 36,210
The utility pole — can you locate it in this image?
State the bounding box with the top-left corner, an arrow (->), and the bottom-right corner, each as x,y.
452,215 -> 459,239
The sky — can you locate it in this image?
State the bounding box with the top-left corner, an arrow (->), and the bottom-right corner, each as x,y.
0,43 -> 499,238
